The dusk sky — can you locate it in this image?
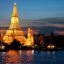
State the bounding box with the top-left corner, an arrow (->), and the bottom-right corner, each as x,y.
0,0 -> 64,20
0,0 -> 64,34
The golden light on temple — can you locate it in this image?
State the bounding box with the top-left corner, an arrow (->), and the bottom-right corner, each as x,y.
25,27 -> 34,46
2,3 -> 34,46
3,3 -> 26,45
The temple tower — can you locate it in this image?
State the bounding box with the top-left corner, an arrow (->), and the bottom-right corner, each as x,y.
3,3 -> 26,45
25,27 -> 34,46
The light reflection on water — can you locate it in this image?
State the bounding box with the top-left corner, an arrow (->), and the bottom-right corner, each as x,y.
0,50 -> 64,64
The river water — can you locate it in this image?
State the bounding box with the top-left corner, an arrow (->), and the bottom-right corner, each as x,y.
0,50 -> 64,64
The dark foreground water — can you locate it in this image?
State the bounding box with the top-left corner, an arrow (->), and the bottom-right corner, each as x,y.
0,50 -> 64,64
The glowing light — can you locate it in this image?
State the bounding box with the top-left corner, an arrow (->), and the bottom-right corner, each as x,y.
19,50 -> 22,54
0,46 -> 5,49
2,46 -> 5,49
47,44 -> 55,49
32,50 -> 34,55
14,3 -> 16,5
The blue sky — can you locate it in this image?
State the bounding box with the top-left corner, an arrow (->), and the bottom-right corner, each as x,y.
0,0 -> 64,20
0,0 -> 64,33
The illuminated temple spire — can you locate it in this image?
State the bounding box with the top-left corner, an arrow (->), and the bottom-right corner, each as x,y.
25,27 -> 34,46
3,3 -> 26,44
12,3 -> 18,17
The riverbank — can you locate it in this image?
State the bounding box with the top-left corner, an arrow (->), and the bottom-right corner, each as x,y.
0,47 -> 64,52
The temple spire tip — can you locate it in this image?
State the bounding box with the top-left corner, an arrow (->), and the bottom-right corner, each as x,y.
14,3 -> 16,5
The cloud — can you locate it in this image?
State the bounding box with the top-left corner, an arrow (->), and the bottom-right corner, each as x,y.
0,18 -> 64,28
44,23 -> 64,28
32,21 -> 64,28
0,20 -> 10,27
54,31 -> 64,35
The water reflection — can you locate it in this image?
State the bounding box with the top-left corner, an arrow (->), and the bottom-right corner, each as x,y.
2,50 -> 34,64
47,51 -> 56,62
19,50 -> 34,64
3,50 -> 21,64
1,50 -> 64,64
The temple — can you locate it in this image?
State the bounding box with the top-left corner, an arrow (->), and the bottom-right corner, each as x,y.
3,3 -> 34,46
3,3 -> 26,45
25,27 -> 34,46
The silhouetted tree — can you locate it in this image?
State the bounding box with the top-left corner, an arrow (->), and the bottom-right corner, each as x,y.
9,39 -> 22,50
53,35 -> 64,48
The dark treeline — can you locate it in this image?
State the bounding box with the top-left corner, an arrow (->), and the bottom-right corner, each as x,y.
34,32 -> 64,50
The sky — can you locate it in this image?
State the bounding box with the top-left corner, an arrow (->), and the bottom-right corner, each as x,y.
0,0 -> 64,34
0,0 -> 64,20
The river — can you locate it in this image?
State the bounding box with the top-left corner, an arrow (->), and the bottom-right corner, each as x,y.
0,50 -> 64,64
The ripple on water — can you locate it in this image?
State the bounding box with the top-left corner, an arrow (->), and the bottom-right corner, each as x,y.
0,50 -> 64,64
